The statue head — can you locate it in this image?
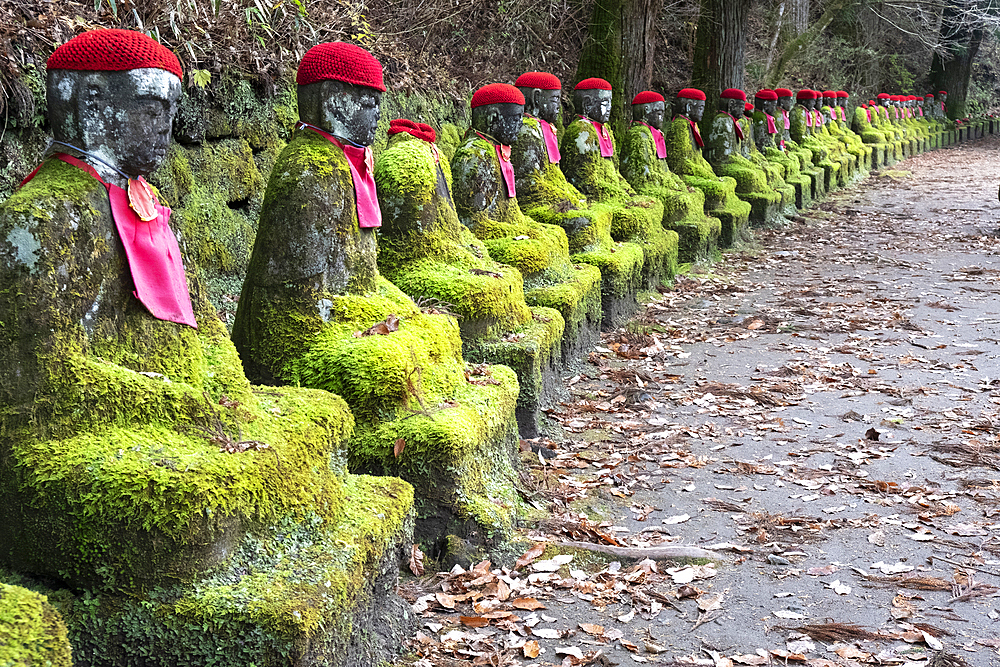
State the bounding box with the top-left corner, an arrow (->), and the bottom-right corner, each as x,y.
45,29 -> 183,181
674,88 -> 706,122
923,94 -> 933,108
877,93 -> 890,107
821,90 -> 836,108
755,89 -> 778,115
775,88 -> 794,112
296,42 -> 385,147
515,72 -> 562,124
573,78 -> 613,124
720,88 -> 746,117
796,89 -> 815,110
471,83 -> 524,145
937,90 -> 948,104
837,91 -> 849,108
631,90 -> 665,129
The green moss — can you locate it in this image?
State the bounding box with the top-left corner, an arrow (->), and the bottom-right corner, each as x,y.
3,475 -> 415,667
0,583 -> 72,667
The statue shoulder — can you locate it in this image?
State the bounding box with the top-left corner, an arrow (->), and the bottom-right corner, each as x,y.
374,134 -> 437,192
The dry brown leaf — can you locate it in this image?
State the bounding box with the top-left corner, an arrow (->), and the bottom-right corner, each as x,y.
356,313 -> 400,337
408,543 -> 424,576
512,597 -> 545,610
393,437 -> 406,458
435,592 -> 456,609
579,623 -> 605,636
523,640 -> 540,658
516,543 -> 545,569
459,615 -> 489,627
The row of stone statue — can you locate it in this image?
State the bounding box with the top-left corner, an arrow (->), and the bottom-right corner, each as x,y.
0,30 -> 988,664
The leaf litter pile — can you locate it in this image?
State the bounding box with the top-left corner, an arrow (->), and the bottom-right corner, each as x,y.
392,138 -> 1000,667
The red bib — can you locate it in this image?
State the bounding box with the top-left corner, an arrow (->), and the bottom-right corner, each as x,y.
639,122 -> 667,159
298,122 -> 382,229
537,118 -> 561,164
21,154 -> 197,328
584,118 -> 615,157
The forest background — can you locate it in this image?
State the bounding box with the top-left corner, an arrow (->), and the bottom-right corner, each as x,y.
2,0 -> 998,319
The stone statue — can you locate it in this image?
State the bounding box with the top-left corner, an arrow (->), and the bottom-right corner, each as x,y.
704,88 -> 783,227
752,88 -> 812,209
509,71 -> 644,326
790,89 -> 841,190
560,77 -> 675,289
822,90 -> 870,173
620,90 -> 721,262
451,83 -> 602,359
850,96 -> 890,168
234,45 -> 524,554
776,88 -> 825,199
374,118 -> 561,436
663,88 -> 751,247
1,30 -> 413,663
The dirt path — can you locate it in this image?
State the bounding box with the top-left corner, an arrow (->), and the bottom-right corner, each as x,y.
399,136 -> 1000,667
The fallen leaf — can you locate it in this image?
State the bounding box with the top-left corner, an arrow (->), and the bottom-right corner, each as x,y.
920,630 -> 943,650
512,597 -> 545,610
523,640 -> 540,658
556,646 -> 584,659
774,610 -> 806,619
516,543 -> 545,569
806,565 -> 838,576
408,543 -> 424,576
393,437 -> 406,458
532,627 -> 561,639
827,580 -> 851,595
698,593 -> 725,612
662,513 -> 691,525
356,313 -> 400,337
460,616 -> 489,628
579,623 -> 605,636
533,554 -> 573,572
865,427 -> 880,441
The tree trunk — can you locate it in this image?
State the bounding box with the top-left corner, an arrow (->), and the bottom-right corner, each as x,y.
575,0 -> 663,140
691,0 -> 749,115
789,0 -> 809,36
929,0 -> 985,119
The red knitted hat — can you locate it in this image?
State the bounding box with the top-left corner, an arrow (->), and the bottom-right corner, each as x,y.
744,102 -> 754,112
938,90 -> 947,94
891,94 -> 902,101
296,42 -> 385,91
837,91 -> 849,98
471,83 -> 525,108
721,88 -> 746,101
755,89 -> 778,101
774,88 -> 793,98
575,77 -> 613,91
796,89 -> 815,100
876,93 -> 890,99
632,91 -> 665,105
388,118 -> 436,143
924,93 -> 934,98
47,29 -> 182,79
677,88 -> 706,101
515,72 -> 561,90
820,90 -> 836,98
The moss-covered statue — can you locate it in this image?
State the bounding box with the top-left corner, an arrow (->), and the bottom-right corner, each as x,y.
851,99 -> 891,168
1,31 -> 414,665
751,89 -> 811,209
233,45 -> 524,560
373,117 -> 561,437
776,88 -> 825,200
509,71 -> 644,326
820,90 -> 869,175
664,88 -> 751,247
739,95 -> 796,216
620,90 -> 721,262
450,83 -> 602,360
809,90 -> 855,184
704,88 -> 784,227
874,93 -> 906,160
790,89 -> 842,191
560,78 -> 676,289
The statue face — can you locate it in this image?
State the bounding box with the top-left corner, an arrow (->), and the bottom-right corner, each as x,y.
47,68 -> 181,177
689,99 -> 705,122
575,89 -> 612,124
838,98 -> 847,107
519,87 -> 561,123
721,97 -> 743,116
778,96 -> 794,112
320,80 -> 382,146
757,98 -> 777,115
633,100 -> 665,128
938,93 -> 947,103
472,102 -> 524,145
804,98 -> 815,110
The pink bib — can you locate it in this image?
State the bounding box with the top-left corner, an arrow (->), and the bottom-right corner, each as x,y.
538,118 -> 561,163
586,118 -> 615,157
497,144 -> 516,198
298,123 -> 382,229
21,154 -> 197,328
781,109 -> 791,130
765,113 -> 778,134
805,110 -> 813,128
637,122 -> 667,158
